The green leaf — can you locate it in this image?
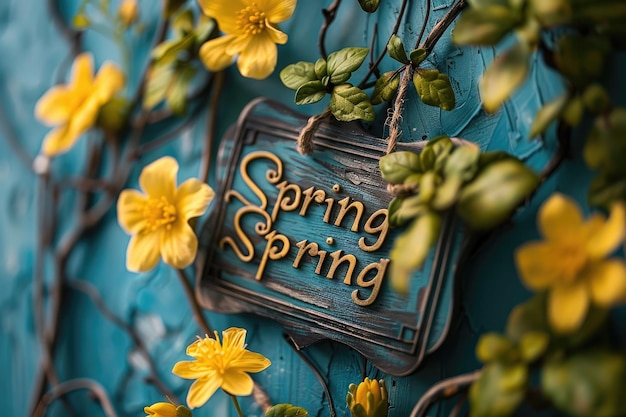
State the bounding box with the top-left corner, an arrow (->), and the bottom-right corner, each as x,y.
358,0 -> 380,12
409,48 -> 427,66
314,58 -> 327,78
152,35 -> 195,65
506,294 -> 550,343
469,362 -> 527,417
330,72 -> 351,85
457,158 -> 539,230
265,404 -> 309,417
295,81 -> 326,105
280,62 -> 318,90
388,195 -> 427,227
562,97 -> 584,127
444,143 -> 481,180
413,69 -> 456,111
542,351 -> 626,417
387,35 -> 409,64
453,7 -> 520,45
479,41 -> 531,113
589,175 -> 626,209
519,331 -> 549,363
584,108 -> 626,176
371,71 -> 400,104
431,176 -> 463,210
582,84 -> 611,114
165,0 -> 186,18
326,47 -> 369,78
167,65 -> 195,115
194,15 -> 216,44
172,8 -> 194,36
529,94 -> 568,138
329,84 -> 375,122
476,333 -> 516,363
143,62 -> 175,110
554,34 -> 610,88
389,211 -> 442,293
529,0 -> 573,26
379,151 -> 422,184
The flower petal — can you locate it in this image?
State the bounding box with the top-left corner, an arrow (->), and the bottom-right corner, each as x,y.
548,282 -> 589,333
93,62 -> 125,102
176,179 -> 214,221
126,233 -> 161,272
144,402 -> 177,417
139,156 -> 178,201
586,259 -> 626,306
258,0 -> 297,23
237,32 -> 277,79
160,221 -> 198,269
538,193 -> 585,244
221,327 -> 247,350
71,53 -> 95,92
197,0 -> 245,33
199,36 -> 236,72
586,202 -> 626,259
221,370 -> 254,396
41,124 -> 80,156
515,242 -> 561,290
117,189 -> 148,234
35,86 -> 74,125
230,350 -> 271,372
67,96 -> 101,142
187,376 -> 221,409
265,23 -> 288,44
172,360 -> 210,379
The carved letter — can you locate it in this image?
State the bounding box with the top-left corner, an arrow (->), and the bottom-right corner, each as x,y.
226,151 -> 283,210
334,197 -> 364,232
299,187 -> 326,217
272,181 -> 302,222
358,208 -> 389,252
220,206 -> 272,262
352,259 -> 389,306
256,230 -> 291,280
327,250 -> 357,284
293,240 -> 327,274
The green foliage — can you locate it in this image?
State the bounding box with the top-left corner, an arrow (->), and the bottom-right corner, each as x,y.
554,34 -> 610,88
370,71 -> 400,105
542,351 -> 626,417
457,157 -> 539,230
280,47 -> 373,122
452,7 -> 521,45
176,405 -> 193,417
357,0 -> 380,13
529,93 -> 568,138
413,69 -> 456,111
469,362 -> 527,417
265,404 -> 308,417
387,35 -> 409,64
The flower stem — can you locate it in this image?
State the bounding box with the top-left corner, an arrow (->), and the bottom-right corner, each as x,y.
230,395 -> 244,417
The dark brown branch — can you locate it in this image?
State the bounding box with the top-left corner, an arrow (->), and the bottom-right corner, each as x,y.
409,371 -> 481,417
318,0 -> 342,59
421,0 -> 467,52
32,378 -> 118,417
175,268 -> 212,335
415,0 -> 432,49
200,70 -> 225,183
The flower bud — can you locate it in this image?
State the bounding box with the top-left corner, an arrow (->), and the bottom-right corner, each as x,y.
144,402 -> 192,417
346,378 -> 388,417
118,0 -> 138,26
72,13 -> 90,29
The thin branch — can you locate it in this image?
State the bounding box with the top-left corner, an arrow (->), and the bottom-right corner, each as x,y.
0,102 -> 34,171
318,0 -> 342,59
200,70 -> 225,183
420,0 -> 467,52
414,0 -> 432,49
32,378 -> 118,417
409,371 -> 481,417
175,268 -> 212,336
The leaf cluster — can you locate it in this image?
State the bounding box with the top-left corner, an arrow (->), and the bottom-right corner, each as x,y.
379,137 -> 538,292
143,7 -> 215,115
280,48 -> 375,122
470,294 -> 626,417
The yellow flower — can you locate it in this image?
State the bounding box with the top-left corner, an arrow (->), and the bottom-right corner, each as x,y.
116,156 -> 214,272
35,53 -> 125,156
346,377 -> 388,417
197,0 -> 296,79
172,327 -> 271,409
144,402 -> 192,417
118,0 -> 139,26
515,193 -> 626,333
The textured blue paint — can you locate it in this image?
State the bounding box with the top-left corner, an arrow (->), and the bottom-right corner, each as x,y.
0,0 -> 587,417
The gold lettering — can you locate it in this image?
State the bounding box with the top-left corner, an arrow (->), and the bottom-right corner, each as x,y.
299,187 -> 326,217
226,151 -> 283,210
358,208 -> 389,252
256,230 -> 290,280
220,206 -> 272,262
327,250 -> 357,284
323,197 -> 335,223
351,259 -> 389,306
334,197 -> 364,232
293,239 -> 327,274
272,181 -> 302,222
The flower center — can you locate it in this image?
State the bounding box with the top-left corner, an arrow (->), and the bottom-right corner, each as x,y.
237,4 -> 266,36
143,196 -> 176,232
559,244 -> 588,283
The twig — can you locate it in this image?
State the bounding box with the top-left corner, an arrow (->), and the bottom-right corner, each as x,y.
32,378 -> 118,417
415,0 -> 432,49
0,99 -> 34,171
319,0 -> 342,59
420,0 -> 467,52
175,268 -> 212,335
409,371 -> 481,417
200,70 -> 225,183
66,279 -> 178,403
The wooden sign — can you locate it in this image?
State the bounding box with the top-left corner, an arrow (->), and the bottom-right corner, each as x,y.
198,99 -> 463,376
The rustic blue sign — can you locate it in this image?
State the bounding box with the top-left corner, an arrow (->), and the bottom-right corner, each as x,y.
198,99 -> 463,376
